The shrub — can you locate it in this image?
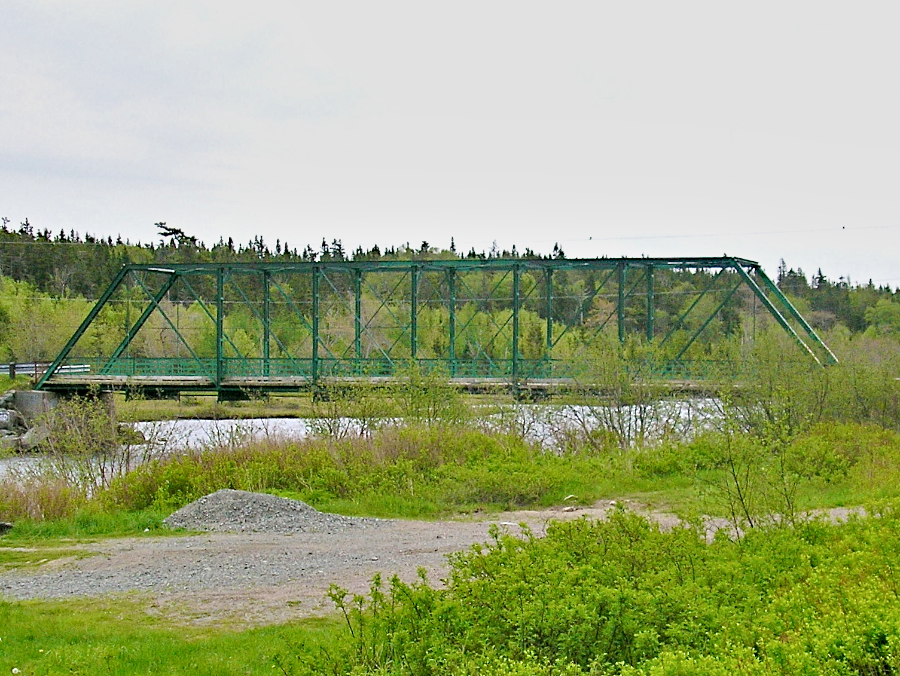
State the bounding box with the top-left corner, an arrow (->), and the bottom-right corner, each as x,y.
329,507 -> 900,675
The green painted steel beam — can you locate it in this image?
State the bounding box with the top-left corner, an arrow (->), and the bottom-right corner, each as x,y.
354,269 -> 362,361
39,256 -> 835,394
617,262 -> 626,343
127,274 -> 210,376
312,265 -> 320,385
647,264 -> 655,342
658,268 -> 726,348
411,264 -> 418,359
545,267 -> 553,358
549,267 -> 616,351
35,265 -> 130,389
263,271 -> 271,378
734,264 -> 822,365
112,256 -> 763,275
227,270 -> 303,372
180,274 -> 253,369
447,268 -> 456,375
671,279 -> 743,363
101,272 -> 178,374
216,267 -> 224,387
512,264 -> 520,387
755,266 -> 838,364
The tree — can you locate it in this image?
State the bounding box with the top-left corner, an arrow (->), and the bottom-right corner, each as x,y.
864,298 -> 900,337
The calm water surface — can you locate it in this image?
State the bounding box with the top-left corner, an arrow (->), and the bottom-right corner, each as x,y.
0,400 -> 721,479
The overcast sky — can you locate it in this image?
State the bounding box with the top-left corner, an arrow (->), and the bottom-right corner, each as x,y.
2,1 -> 899,286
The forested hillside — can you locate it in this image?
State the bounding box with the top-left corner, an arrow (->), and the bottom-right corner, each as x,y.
1,218 -> 898,364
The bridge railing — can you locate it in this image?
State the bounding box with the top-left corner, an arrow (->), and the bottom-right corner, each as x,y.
43,355 -> 732,387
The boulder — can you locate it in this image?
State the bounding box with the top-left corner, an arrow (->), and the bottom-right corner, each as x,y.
0,390 -> 15,408
19,424 -> 50,451
0,408 -> 25,431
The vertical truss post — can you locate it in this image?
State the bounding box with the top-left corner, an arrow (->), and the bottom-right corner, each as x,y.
447,268 -> 456,376
646,264 -> 655,342
263,270 -> 271,378
545,267 -> 553,364
617,261 -> 626,343
216,267 -> 224,388
512,264 -> 520,389
410,264 -> 418,359
312,265 -> 320,386
354,268 -> 362,364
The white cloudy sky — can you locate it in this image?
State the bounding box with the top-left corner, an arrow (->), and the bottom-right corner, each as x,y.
2,1 -> 899,285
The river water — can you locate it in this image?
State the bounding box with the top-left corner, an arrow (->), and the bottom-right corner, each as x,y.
0,400 -> 721,480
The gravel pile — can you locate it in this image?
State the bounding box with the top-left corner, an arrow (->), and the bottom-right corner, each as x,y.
163,489 -> 385,534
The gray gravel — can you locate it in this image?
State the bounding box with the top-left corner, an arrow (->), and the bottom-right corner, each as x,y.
0,496 -> 865,627
163,489 -> 385,534
1,490 -> 587,625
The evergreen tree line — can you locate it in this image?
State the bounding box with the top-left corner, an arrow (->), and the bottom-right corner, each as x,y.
0,219 -> 564,300
3,218 -> 900,366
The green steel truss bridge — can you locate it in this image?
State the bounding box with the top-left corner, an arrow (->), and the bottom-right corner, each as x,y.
36,256 -> 836,398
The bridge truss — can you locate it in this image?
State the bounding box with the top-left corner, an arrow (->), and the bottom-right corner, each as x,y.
36,257 -> 836,397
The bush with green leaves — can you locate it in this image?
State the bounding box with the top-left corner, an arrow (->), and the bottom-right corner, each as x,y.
319,506 -> 900,675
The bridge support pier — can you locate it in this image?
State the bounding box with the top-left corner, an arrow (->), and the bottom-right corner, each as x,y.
12,390 -> 60,424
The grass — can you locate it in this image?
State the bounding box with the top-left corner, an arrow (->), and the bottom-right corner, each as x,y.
0,507 -> 179,578
114,391 -> 517,422
115,392 -> 309,422
96,424 -> 716,522
0,507 -> 173,549
0,597 -> 345,675
0,375 -> 34,393
7,420 -> 900,534
0,547 -> 94,570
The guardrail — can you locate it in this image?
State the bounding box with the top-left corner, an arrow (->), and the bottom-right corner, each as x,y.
2,363 -> 91,379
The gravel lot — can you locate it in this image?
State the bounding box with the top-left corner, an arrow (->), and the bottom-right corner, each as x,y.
0,491 -> 859,627
0,491 -> 641,626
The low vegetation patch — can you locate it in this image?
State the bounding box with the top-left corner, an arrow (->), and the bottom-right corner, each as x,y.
0,547 -> 93,571
0,597 -> 344,676
312,505 -> 900,675
3,509 -> 900,675
3,341 -> 900,673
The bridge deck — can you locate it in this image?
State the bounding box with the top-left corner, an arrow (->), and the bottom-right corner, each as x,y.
40,374 -> 713,397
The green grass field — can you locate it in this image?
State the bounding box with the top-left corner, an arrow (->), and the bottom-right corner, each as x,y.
0,597 -> 344,675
